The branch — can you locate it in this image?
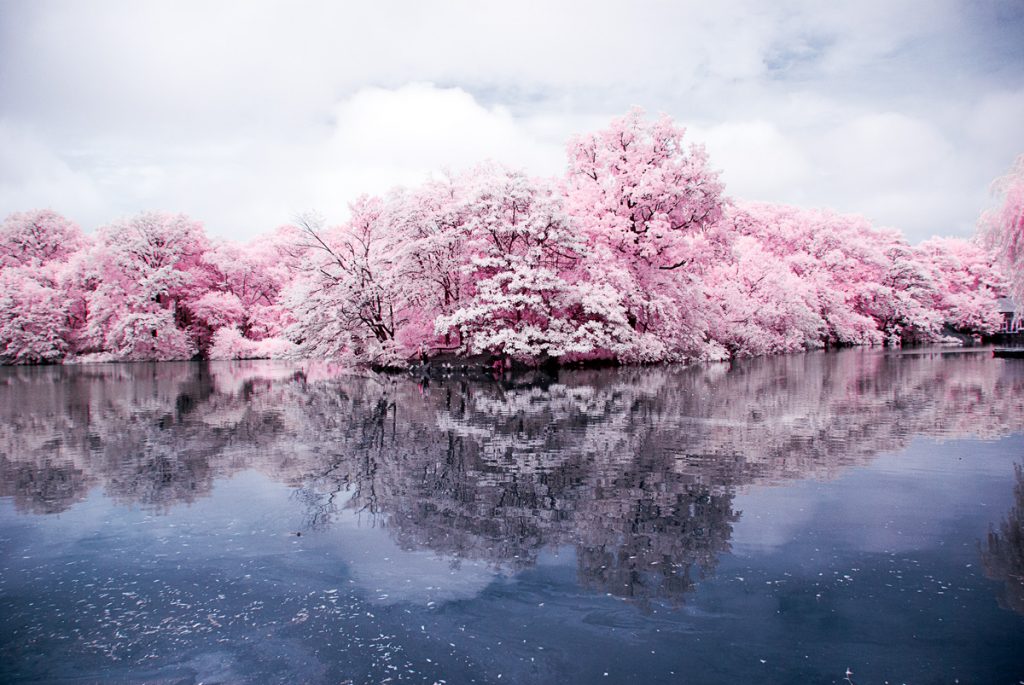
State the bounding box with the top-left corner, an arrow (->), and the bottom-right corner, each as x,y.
659,258 -> 690,271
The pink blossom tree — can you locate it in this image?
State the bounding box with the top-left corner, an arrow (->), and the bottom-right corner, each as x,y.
382,176 -> 472,353
196,228 -> 296,351
208,325 -> 296,360
284,201 -> 412,364
2,113 -> 1012,367
864,239 -> 942,344
0,266 -> 73,364
704,235 -> 825,356
563,108 -> 729,360
915,237 -> 1004,334
980,155 -> 1024,302
564,108 -> 726,273
189,290 -> 246,332
0,210 -> 85,363
78,212 -> 209,361
435,166 -> 634,363
728,202 -> 944,347
0,209 -> 85,269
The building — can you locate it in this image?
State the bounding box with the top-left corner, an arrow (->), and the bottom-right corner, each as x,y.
997,297 -> 1023,334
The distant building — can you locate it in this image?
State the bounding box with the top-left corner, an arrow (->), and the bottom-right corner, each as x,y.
997,297 -> 1023,334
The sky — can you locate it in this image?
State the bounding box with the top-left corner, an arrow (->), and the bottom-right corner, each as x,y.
1,0 -> 1023,244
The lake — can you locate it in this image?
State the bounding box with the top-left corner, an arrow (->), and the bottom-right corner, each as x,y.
2,349 -> 1023,684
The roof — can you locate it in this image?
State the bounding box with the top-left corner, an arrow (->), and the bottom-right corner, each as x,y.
997,297 -> 1018,314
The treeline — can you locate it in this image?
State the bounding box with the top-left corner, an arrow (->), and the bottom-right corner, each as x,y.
0,109 -> 1016,366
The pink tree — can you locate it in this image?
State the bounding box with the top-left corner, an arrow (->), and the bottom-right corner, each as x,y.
915,237 -> 1004,334
563,108 -> 729,361
728,202 -> 943,346
980,155 -> 1024,302
189,290 -> 246,332
704,235 -> 825,356
4,112 -> 1011,367
0,265 -> 73,364
382,176 -> 473,353
284,201 -> 413,364
208,325 -> 296,360
435,166 -> 634,363
0,210 -> 85,363
864,239 -> 942,344
78,212 -> 209,361
0,209 -> 85,269
565,108 -> 726,273
196,228 -> 296,350
726,203 -> 877,345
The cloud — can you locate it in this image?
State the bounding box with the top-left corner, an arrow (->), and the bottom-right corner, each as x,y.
0,84 -> 571,237
967,89 -> 1024,159
689,120 -> 810,200
311,83 -> 566,208
0,1 -> 1022,242
828,113 -> 952,185
0,121 -> 105,225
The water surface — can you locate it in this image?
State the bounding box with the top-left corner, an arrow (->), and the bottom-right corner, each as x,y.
2,349 -> 1023,683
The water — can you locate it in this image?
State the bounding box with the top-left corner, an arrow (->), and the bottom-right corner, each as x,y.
1,349 -> 1023,684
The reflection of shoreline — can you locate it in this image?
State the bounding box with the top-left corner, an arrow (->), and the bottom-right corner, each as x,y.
982,464 -> 1024,615
2,350 -> 1023,604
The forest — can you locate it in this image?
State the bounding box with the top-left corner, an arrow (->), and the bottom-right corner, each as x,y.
1,109 -> 1022,367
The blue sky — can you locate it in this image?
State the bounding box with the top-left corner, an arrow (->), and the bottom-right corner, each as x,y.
1,0 -> 1022,242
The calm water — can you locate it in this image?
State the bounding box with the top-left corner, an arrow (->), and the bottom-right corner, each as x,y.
1,349 -> 1023,684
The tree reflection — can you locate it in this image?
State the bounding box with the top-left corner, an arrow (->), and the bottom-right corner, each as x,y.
2,350 -> 1024,606
982,464 -> 1024,615
576,485 -> 738,608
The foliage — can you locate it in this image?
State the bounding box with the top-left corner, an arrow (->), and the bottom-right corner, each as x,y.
0,266 -> 72,364
434,166 -> 634,361
0,209 -> 84,269
981,155 -> 1024,303
0,111 -> 1016,366
208,326 -> 296,360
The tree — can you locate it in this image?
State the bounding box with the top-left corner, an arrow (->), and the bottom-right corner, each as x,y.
866,239 -> 942,344
704,235 -> 825,356
201,229 -> 295,341
285,201 -> 410,364
0,210 -> 85,363
565,108 -> 726,273
0,209 -> 84,269
728,202 -> 947,347
915,237 -> 1004,335
79,212 -> 208,360
382,175 -> 471,352
0,266 -> 72,364
980,155 -> 1024,302
103,310 -> 194,361
435,166 -> 634,363
563,108 -> 729,360
1,113 -> 1013,367
208,325 -> 296,360
189,291 -> 246,331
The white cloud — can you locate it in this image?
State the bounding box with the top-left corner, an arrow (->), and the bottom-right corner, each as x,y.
967,90 -> 1024,162
311,84 -> 566,209
0,1 -> 1021,242
0,84 -> 571,237
0,121 -> 105,226
827,113 -> 953,186
689,120 -> 810,201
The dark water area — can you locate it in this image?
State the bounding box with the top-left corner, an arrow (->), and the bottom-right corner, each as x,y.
1,349 -> 1023,684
